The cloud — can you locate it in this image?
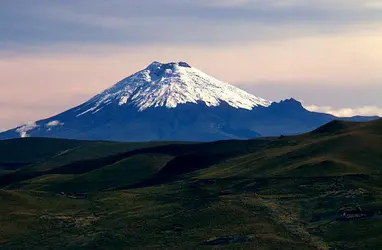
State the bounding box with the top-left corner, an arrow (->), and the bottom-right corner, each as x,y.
16,122 -> 38,138
46,120 -> 64,127
1,0 -> 382,51
305,105 -> 382,117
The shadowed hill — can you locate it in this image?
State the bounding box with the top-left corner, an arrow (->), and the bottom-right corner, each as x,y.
1,119 -> 381,191
312,118 -> 382,135
311,120 -> 359,135
0,137 -> 89,165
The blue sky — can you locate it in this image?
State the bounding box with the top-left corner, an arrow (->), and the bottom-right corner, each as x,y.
2,0 -> 382,47
0,0 -> 382,130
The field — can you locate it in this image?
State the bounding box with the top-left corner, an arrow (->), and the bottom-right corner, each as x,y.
1,119 -> 382,249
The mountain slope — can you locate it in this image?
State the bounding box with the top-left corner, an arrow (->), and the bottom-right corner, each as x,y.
1,119 -> 382,249
0,61 -> 377,142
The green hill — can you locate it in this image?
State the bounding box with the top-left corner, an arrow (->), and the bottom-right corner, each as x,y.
0,138 -> 89,170
1,119 -> 382,249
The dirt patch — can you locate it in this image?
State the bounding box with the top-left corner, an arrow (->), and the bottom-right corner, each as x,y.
201,235 -> 255,246
9,211 -> 37,216
74,216 -> 99,227
39,215 -> 99,228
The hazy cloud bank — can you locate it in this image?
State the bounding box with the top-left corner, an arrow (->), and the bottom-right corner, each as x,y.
305,105 -> 382,117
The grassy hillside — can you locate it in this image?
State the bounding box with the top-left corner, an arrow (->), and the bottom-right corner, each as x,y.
1,119 -> 382,249
0,137 -> 184,170
0,138 -> 89,170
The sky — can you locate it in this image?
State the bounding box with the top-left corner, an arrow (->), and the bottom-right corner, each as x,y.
1,0 -> 382,131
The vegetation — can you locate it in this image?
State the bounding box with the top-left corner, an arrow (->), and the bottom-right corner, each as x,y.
1,119 -> 382,249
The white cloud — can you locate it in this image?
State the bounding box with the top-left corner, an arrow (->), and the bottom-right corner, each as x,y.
46,120 -> 64,127
305,105 -> 382,117
16,122 -> 38,138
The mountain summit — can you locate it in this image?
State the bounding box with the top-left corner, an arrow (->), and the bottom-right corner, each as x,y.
0,61 -> 377,142
76,61 -> 271,117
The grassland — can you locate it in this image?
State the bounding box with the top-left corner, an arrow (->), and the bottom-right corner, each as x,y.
1,119 -> 382,249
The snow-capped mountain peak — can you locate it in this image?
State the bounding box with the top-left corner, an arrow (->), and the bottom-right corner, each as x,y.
1,61 -> 377,142
76,61 -> 271,116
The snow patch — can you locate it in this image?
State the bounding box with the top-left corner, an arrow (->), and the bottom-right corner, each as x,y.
76,94 -> 112,117
119,96 -> 129,105
16,122 -> 38,138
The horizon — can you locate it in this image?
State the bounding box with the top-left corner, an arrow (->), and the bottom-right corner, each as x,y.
1,1 -> 382,130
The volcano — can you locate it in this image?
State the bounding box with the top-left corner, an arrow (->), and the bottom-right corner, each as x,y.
0,61 -> 377,141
